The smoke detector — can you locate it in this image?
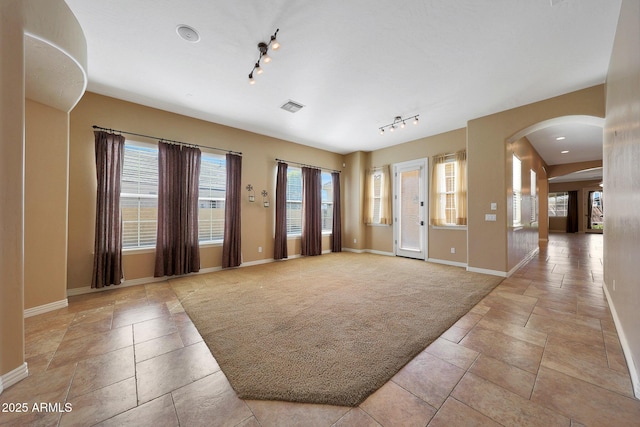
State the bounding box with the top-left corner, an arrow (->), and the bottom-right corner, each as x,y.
176,25 -> 200,43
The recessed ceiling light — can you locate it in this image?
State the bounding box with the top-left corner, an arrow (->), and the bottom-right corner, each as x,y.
556,136 -> 566,141
176,25 -> 200,43
561,150 -> 569,154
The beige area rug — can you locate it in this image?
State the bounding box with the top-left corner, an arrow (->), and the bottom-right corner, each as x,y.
170,252 -> 502,406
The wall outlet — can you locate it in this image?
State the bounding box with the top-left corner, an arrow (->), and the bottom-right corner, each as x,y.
258,246 -> 262,253
450,247 -> 456,254
490,202 -> 497,211
353,238 -> 357,244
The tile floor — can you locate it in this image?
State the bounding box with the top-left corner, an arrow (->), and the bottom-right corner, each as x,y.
2,233 -> 639,426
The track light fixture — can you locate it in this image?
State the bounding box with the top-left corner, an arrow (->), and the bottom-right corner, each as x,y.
248,29 -> 280,85
379,114 -> 419,135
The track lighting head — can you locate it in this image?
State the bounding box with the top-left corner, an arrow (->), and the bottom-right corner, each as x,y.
378,114 -> 420,135
247,29 -> 281,85
270,29 -> 281,50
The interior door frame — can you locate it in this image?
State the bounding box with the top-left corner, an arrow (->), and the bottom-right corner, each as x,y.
393,158 -> 428,260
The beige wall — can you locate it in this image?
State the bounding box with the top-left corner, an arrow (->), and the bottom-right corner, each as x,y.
604,0 -> 640,395
25,100 -> 69,309
67,92 -> 344,289
366,128 -> 468,262
467,85 -> 605,274
0,0 -> 26,382
343,151 -> 367,251
548,180 -> 602,233
506,137 -> 547,272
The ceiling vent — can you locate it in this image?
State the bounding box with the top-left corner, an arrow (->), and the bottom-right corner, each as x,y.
280,100 -> 305,113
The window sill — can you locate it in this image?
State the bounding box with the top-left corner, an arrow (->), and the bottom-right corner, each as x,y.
512,225 -> 524,231
287,232 -> 333,239
366,223 -> 391,227
122,247 -> 155,255
430,225 -> 467,230
199,241 -> 223,248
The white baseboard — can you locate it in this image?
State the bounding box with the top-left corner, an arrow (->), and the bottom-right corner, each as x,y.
343,248 -> 365,254
0,363 -> 28,394
507,247 -> 540,277
67,275 -> 168,297
364,249 -> 395,257
603,283 -> 640,398
466,266 -> 508,277
427,258 -> 467,268
24,299 -> 68,318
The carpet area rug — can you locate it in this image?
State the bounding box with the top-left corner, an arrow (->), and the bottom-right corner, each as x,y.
170,252 -> 502,406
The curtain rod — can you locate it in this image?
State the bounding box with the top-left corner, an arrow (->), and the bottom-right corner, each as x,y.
92,125 -> 242,155
275,158 -> 341,174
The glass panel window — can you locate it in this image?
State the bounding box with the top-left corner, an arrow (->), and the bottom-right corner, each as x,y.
548,192 -> 568,217
530,169 -> 537,223
512,154 -> 522,226
434,159 -> 458,226
121,142 -> 227,249
321,172 -> 333,233
121,143 -> 158,248
198,154 -> 226,243
286,167 -> 302,235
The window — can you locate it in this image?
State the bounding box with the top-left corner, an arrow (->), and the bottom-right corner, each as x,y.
431,151 -> 467,226
286,167 -> 302,235
548,192 -> 568,217
121,142 -> 226,249
121,143 -> 158,248
512,154 -> 522,226
365,166 -> 392,225
530,169 -> 537,223
198,153 -> 226,243
321,171 -> 333,233
435,160 -> 457,224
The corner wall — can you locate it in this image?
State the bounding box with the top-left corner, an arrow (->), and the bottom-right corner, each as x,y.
25,99 -> 69,310
603,0 -> 640,396
467,85 -> 605,275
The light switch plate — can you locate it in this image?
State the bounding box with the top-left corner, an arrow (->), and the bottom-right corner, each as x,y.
490,202 -> 497,211
485,214 -> 497,221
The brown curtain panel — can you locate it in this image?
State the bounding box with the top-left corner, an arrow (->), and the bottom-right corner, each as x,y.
92,131 -> 125,288
274,162 -> 288,260
331,172 -> 342,252
155,142 -> 201,277
222,153 -> 242,268
566,190 -> 579,233
301,167 -> 322,256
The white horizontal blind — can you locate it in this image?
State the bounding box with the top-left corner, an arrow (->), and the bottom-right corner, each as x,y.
321,171 -> 333,233
371,171 -> 382,223
512,154 -> 522,226
286,167 -> 302,235
530,169 -> 537,222
121,144 -> 158,248
436,160 -> 458,225
198,154 -> 226,242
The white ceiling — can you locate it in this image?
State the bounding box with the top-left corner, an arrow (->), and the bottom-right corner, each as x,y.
63,0 -> 621,159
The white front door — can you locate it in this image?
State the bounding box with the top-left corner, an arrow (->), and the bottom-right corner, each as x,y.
394,159 -> 428,260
